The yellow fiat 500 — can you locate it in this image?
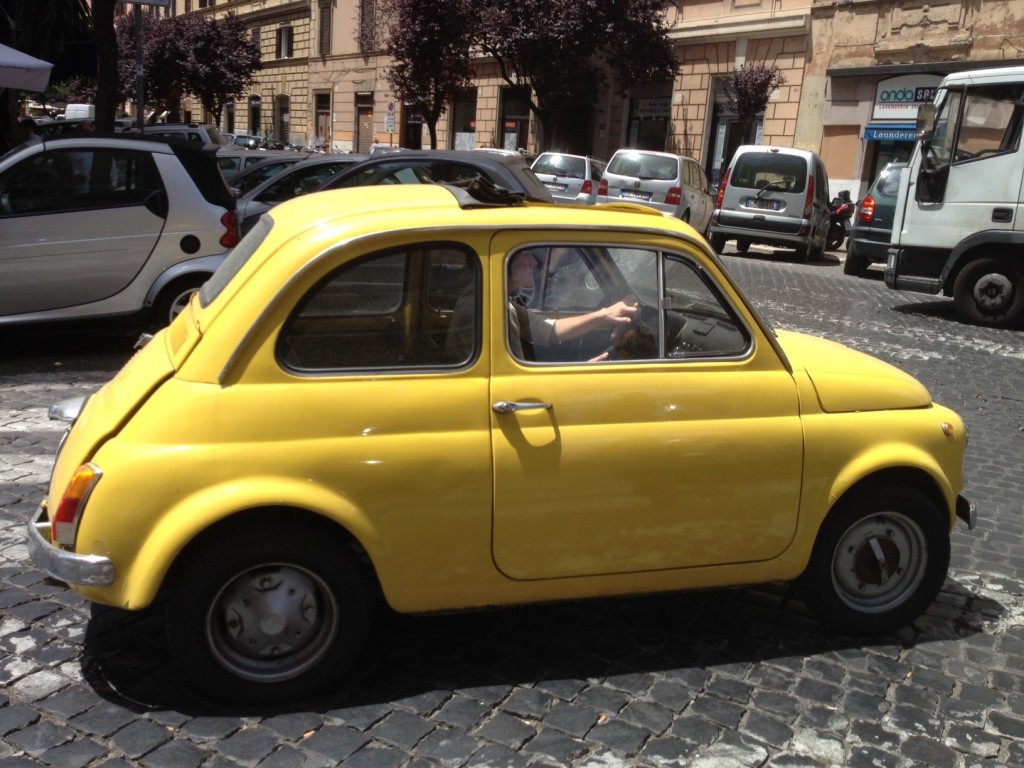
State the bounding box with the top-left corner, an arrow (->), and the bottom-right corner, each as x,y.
28,183 -> 974,702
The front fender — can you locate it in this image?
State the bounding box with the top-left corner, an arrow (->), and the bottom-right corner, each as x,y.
942,230 -> 1024,291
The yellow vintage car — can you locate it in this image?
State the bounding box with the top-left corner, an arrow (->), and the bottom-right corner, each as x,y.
28,183 -> 974,702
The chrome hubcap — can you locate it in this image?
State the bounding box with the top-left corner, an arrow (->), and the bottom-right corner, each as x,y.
831,512 -> 926,613
208,564 -> 338,682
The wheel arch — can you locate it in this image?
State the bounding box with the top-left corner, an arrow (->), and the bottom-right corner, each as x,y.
828,465 -> 953,535
118,482 -> 383,609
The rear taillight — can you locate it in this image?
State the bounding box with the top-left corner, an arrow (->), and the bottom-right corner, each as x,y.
220,210 -> 240,248
581,180 -> 593,195
857,195 -> 876,223
804,174 -> 815,218
53,463 -> 102,546
715,167 -> 730,210
665,187 -> 681,206
598,178 -> 608,196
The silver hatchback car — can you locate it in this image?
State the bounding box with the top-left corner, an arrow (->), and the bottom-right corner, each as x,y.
0,135 -> 239,326
598,149 -> 715,235
531,152 -> 607,205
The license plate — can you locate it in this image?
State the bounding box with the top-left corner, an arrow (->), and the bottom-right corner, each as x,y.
620,190 -> 651,201
544,183 -> 568,192
746,197 -> 781,211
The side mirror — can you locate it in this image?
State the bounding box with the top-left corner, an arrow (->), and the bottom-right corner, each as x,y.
915,103 -> 936,143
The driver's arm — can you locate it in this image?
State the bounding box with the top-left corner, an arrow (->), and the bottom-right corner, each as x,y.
550,300 -> 638,342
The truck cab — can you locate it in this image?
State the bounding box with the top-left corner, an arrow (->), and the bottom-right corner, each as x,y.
886,66 -> 1024,327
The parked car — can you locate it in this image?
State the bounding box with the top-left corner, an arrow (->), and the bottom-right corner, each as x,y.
0,134 -> 239,327
227,154 -> 308,197
32,117 -> 132,138
844,161 -> 907,276
132,122 -> 229,145
216,146 -> 308,181
709,145 -> 831,262
597,149 -> 715,235
28,183 -> 972,702
531,152 -> 607,205
235,154 -> 370,234
316,149 -> 553,202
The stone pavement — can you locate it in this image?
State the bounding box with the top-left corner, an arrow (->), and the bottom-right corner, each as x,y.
2,251 -> 1023,768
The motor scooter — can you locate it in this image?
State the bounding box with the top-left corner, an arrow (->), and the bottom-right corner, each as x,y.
827,190 -> 855,251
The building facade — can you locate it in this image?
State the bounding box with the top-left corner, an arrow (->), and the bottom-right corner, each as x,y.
168,0 -> 1024,195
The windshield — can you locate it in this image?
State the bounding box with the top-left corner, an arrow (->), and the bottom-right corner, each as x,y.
607,152 -> 678,181
730,153 -> 807,193
533,154 -> 586,179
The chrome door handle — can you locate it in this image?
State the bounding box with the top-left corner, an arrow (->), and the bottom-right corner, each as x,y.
492,401 -> 553,414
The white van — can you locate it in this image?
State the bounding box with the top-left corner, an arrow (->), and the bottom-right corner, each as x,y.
709,145 -> 831,262
885,65 -> 1024,327
63,104 -> 95,120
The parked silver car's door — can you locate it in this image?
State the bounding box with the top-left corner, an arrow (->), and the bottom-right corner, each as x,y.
0,147 -> 164,316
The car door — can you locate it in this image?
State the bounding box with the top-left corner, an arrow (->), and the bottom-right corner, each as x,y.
488,232 -> 804,581
0,146 -> 164,316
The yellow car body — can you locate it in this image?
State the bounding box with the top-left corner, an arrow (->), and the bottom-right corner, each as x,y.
28,183 -> 973,701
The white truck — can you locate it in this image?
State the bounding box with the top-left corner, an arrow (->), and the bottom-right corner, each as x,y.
885,65 -> 1024,327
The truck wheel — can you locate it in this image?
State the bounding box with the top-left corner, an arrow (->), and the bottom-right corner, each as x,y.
798,485 -> 949,635
166,522 -> 371,702
953,257 -> 1024,327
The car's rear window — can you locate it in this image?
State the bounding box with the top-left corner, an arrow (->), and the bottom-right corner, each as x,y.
533,154 -> 586,179
874,165 -> 905,198
607,153 -> 678,181
730,153 -> 808,193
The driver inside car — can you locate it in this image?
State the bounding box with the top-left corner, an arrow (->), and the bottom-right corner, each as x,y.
506,249 -> 638,361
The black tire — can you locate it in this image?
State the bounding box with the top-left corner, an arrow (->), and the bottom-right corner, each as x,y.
952,257 -> 1024,328
811,231 -> 828,261
166,521 -> 371,702
826,222 -> 845,251
154,277 -> 207,327
844,250 -> 869,276
794,243 -> 811,263
709,233 -> 726,253
735,239 -> 750,253
798,485 -> 950,635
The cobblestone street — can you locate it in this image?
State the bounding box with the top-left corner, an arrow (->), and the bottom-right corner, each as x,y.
2,250 -> 1023,768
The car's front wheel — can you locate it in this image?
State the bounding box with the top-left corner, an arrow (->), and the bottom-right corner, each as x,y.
798,485 -> 949,635
166,520 -> 371,702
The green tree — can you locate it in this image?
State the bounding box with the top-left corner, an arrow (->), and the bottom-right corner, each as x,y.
381,0 -> 475,149
475,0 -> 678,153
722,63 -> 785,143
116,11 -> 260,124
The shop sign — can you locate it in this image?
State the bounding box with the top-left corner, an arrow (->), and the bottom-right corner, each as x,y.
872,74 -> 942,122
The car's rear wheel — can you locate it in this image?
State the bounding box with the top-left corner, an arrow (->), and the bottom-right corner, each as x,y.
166,520 -> 371,702
952,256 -> 1024,328
709,233 -> 726,253
735,239 -> 750,253
154,277 -> 207,327
844,250 -> 869,276
798,485 -> 949,635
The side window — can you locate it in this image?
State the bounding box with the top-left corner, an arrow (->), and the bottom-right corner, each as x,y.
505,244 -> 749,364
0,148 -> 162,216
955,83 -> 1024,161
663,257 -> 749,358
278,245 -> 480,371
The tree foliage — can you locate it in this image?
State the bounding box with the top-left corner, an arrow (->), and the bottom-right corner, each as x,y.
116,11 -> 260,123
380,0 -> 475,149
474,0 -> 679,153
723,63 -> 785,131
